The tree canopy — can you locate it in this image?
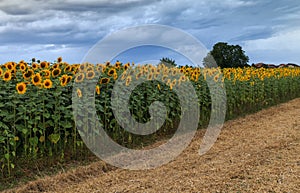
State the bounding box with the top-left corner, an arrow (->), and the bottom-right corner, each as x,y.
204,42 -> 249,68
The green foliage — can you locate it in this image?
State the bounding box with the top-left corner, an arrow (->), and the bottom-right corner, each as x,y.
205,42 -> 249,68
160,57 -> 177,67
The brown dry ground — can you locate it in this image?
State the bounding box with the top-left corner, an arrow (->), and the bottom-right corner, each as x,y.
3,98 -> 300,193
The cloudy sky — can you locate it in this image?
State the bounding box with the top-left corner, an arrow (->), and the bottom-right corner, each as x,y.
0,0 -> 300,65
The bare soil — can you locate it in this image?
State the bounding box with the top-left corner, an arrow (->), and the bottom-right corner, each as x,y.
3,98 -> 300,193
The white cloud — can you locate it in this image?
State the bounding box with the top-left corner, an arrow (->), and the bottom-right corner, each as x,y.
244,28 -> 300,51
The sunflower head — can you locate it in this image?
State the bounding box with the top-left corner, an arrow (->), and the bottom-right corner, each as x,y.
124,63 -> 130,70
100,77 -> 110,84
0,67 -> 3,76
79,64 -> 86,72
120,72 -> 127,80
179,75 -> 187,82
32,62 -> 39,70
3,71 -> 12,81
43,79 -> 53,89
40,61 -> 49,69
96,85 -> 101,95
64,65 -> 72,73
113,73 -> 118,80
86,66 -> 94,72
16,82 -> 27,94
51,63 -> 60,69
23,69 -> 34,80
57,57 -> 63,63
96,64 -> 105,73
71,65 -> 79,73
6,62 -> 15,70
52,68 -> 61,78
77,88 -> 82,98
60,74 -> 69,86
19,63 -> 27,71
161,75 -> 168,83
147,73 -> 153,81
135,72 -> 142,80
86,70 -> 95,80
125,76 -> 132,86
107,68 -> 116,76
75,73 -> 85,83
66,75 -> 72,84
41,69 -> 51,79
32,73 -> 42,86
115,61 -> 121,69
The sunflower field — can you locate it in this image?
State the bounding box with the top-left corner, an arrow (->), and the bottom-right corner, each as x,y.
1,58 -> 300,177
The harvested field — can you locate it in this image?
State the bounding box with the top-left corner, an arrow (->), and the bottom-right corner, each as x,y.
4,98 -> 300,193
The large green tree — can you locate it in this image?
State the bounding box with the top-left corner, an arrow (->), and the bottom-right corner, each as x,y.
204,42 -> 249,68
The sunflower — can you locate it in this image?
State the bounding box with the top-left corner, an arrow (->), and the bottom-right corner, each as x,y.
43,79 -> 53,89
120,72 -> 127,80
115,61 -> 121,69
3,71 -> 12,81
166,79 -> 171,86
96,65 -> 105,73
161,75 -> 168,83
214,74 -> 220,82
150,67 -> 155,74
107,68 -> 116,76
124,63 -> 130,70
57,57 -> 62,63
60,75 -> 68,86
0,67 -> 3,77
11,69 -> 16,77
105,61 -> 110,66
52,68 -> 61,78
157,83 -> 161,90
32,73 -> 42,86
79,64 -> 86,72
40,61 -> 49,69
75,73 -> 85,83
6,62 -> 14,70
86,70 -> 95,80
179,75 -> 187,82
66,75 -> 72,84
147,73 -> 153,81
100,77 -> 110,84
96,85 -> 101,95
86,66 -> 94,72
23,69 -> 34,80
173,69 -> 179,76
125,76 -> 132,86
64,65 -> 72,72
71,65 -> 79,73
156,68 -> 161,75
135,72 -> 142,80
41,69 -> 51,79
114,73 -> 118,80
16,82 -> 27,94
52,63 -> 60,69
19,63 -> 27,71
77,88 -> 82,98
31,62 -> 39,70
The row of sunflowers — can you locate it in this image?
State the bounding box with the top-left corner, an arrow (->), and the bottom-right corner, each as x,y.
1,57 -> 300,177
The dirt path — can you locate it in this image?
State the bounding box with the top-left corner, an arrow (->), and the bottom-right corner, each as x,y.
5,99 -> 300,193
